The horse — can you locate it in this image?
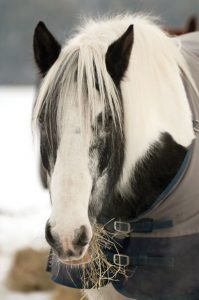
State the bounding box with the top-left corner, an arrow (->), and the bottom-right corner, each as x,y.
32,14 -> 199,300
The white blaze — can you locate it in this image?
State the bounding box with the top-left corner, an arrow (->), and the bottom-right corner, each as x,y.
49,105 -> 92,249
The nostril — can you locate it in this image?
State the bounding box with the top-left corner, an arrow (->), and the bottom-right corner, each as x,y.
45,220 -> 55,247
66,249 -> 74,257
73,225 -> 90,248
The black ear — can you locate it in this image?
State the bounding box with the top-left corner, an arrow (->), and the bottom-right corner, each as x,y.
186,16 -> 197,33
33,21 -> 61,76
105,25 -> 134,84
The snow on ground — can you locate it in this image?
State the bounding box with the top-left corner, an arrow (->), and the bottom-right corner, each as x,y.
0,86 -> 51,299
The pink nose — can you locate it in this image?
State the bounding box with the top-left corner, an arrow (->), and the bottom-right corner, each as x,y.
45,221 -> 91,259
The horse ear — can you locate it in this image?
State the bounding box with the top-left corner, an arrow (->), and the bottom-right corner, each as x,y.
105,25 -> 134,84
33,21 -> 61,76
186,16 -> 197,33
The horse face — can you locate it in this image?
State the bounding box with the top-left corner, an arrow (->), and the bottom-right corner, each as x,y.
33,22 -> 134,262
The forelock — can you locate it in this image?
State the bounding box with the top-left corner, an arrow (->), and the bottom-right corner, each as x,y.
33,39 -> 123,157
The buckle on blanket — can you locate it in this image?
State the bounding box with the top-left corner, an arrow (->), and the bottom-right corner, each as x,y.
113,254 -> 130,267
114,221 -> 131,233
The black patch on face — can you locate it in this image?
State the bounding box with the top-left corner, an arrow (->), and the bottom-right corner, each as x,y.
39,160 -> 48,189
39,122 -> 51,174
102,132 -> 188,219
88,110 -> 124,219
38,86 -> 60,175
89,112 -> 113,175
33,21 -> 61,77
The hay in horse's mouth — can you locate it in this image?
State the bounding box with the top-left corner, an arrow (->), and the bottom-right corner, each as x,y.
80,224 -> 128,289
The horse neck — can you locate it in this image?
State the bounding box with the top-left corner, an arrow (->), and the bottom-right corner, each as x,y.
124,133 -> 188,218
103,132 -> 188,219
113,54 -> 195,219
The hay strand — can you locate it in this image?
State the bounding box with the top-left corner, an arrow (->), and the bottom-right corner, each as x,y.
81,223 -> 128,290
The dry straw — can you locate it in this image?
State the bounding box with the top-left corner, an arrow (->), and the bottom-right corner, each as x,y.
81,222 -> 129,291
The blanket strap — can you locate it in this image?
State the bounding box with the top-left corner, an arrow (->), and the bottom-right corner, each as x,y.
103,218 -> 173,234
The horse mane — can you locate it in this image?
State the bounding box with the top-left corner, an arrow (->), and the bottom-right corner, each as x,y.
32,14 -> 198,161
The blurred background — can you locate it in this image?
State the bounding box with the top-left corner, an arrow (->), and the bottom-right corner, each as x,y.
1,0 -> 199,85
0,0 -> 198,299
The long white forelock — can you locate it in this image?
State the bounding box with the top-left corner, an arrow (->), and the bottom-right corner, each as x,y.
33,38 -> 122,145
59,44 -> 122,135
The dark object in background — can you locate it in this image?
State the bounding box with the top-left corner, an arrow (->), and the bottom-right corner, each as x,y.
6,248 -> 54,292
5,247 -> 83,299
165,15 -> 198,35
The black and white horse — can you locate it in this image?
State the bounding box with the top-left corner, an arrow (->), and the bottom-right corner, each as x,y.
33,15 -> 198,299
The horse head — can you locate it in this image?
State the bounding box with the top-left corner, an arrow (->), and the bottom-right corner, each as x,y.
33,16 -> 195,265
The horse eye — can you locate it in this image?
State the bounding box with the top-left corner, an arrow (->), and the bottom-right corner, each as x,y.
39,115 -> 44,125
38,105 -> 46,125
38,111 -> 45,125
97,113 -> 103,125
108,114 -> 113,122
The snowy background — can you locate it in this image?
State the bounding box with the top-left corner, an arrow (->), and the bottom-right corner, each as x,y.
0,86 -> 51,300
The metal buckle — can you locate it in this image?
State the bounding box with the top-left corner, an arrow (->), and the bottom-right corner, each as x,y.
114,221 -> 131,233
113,254 -> 130,267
